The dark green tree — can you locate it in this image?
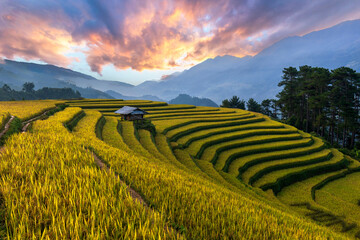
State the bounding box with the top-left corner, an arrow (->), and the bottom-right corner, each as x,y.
297,65 -> 313,131
276,65 -> 360,149
277,67 -> 300,119
330,67 -> 359,147
270,99 -> 280,119
221,96 -> 246,109
22,82 -> 35,92
2,84 -> 11,92
307,67 -> 331,135
247,98 -> 262,113
261,99 -> 272,116
221,99 -> 230,108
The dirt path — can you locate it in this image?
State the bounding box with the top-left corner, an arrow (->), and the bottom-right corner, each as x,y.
91,151 -> 180,236
0,116 -> 15,140
21,108 -> 57,132
92,152 -> 148,206
0,116 -> 14,156
6,113 -> 148,205
1,120 -> 179,236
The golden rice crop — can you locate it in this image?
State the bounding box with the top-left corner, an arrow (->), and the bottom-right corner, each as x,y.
172,148 -> 211,177
163,115 -> 260,139
316,172 -> 360,226
150,113 -> 253,122
200,133 -> 303,162
146,107 -> 235,117
137,129 -> 173,164
0,109 -> 177,239
116,121 -> 154,159
152,114 -> 254,133
146,106 -> 220,115
154,134 -> 186,169
277,169 -> 347,205
32,107 -> 83,133
155,115 -> 256,122
101,116 -> 132,152
147,111 -> 237,119
215,137 -> 314,171
0,99 -> 354,239
65,98 -> 124,103
67,99 -> 151,105
0,112 -> 10,130
0,100 -> 63,121
186,130 -> 301,157
195,158 -> 238,190
141,104 -> 195,111
69,101 -> 167,109
242,148 -> 333,184
176,120 -> 284,145
70,109 -> 345,239
253,149 -> 345,188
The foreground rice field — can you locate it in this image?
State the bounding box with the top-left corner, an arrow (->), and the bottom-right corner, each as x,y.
0,100 -> 63,121
1,99 -> 359,239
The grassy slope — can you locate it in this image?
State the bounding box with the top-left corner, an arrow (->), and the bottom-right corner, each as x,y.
1,100 -> 357,239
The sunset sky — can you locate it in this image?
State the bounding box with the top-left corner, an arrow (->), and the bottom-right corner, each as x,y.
0,0 -> 359,84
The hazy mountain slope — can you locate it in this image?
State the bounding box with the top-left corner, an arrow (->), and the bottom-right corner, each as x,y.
0,60 -> 120,99
105,90 -> 164,101
168,94 -> 218,107
126,19 -> 360,103
131,55 -> 251,100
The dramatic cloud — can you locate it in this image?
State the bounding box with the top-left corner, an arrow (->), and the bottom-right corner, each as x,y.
0,0 -> 359,73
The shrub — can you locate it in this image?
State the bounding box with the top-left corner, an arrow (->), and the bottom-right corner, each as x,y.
134,119 -> 156,137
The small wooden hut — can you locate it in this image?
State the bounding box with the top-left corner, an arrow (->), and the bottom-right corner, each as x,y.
115,106 -> 148,121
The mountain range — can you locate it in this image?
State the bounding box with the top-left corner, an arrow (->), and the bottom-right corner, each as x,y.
168,94 -> 218,107
0,60 -> 115,99
124,19 -> 360,103
0,19 -> 359,103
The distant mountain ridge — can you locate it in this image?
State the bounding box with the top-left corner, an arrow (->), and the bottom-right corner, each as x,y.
0,19 -> 359,102
0,60 -> 133,99
168,94 -> 218,107
105,90 -> 164,102
122,19 -> 360,103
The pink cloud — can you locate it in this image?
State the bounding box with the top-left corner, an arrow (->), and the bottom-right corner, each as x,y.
0,0 -> 359,73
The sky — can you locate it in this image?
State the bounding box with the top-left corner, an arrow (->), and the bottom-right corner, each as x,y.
0,0 -> 359,85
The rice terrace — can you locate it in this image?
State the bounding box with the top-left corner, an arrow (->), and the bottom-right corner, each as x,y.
1,0 -> 360,239
0,98 -> 358,239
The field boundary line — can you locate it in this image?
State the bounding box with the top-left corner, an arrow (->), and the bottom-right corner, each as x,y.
0,116 -> 15,140
91,151 -> 147,206
22,105 -> 67,132
22,108 -> 55,125
311,166 -> 360,201
90,150 -> 181,236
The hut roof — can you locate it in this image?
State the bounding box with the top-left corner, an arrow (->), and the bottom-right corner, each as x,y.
114,106 -> 148,115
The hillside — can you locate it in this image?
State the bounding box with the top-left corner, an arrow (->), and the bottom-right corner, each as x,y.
0,85 -> 82,101
1,99 -> 360,238
105,90 -> 164,101
0,60 -> 126,99
2,20 -> 359,104
123,19 -> 360,103
168,94 -> 218,107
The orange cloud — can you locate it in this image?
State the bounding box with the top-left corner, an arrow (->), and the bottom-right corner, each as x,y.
0,10 -> 73,66
0,0 -> 359,74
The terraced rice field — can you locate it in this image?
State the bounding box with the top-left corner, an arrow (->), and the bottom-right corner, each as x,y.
0,100 -> 63,121
1,99 -> 360,239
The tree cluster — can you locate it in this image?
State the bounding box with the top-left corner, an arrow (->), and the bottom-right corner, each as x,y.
220,66 -> 360,149
276,66 -> 360,148
220,96 -> 278,117
0,82 -> 82,101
